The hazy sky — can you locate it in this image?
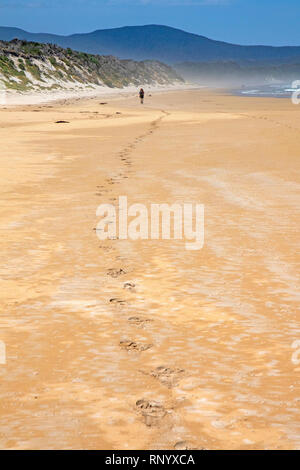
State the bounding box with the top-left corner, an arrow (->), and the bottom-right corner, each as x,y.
0,0 -> 300,46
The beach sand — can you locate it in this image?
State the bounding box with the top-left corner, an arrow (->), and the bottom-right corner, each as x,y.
0,89 -> 299,450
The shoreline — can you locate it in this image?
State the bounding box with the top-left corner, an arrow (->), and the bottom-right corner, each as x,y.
2,82 -> 294,109
1,82 -> 201,107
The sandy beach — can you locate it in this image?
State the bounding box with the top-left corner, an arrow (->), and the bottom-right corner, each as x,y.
0,89 -> 299,450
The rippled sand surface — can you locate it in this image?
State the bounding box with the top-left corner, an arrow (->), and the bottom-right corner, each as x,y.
0,90 -> 299,449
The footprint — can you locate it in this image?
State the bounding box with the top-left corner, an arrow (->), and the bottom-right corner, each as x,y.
120,341 -> 153,352
174,441 -> 199,450
124,282 -> 135,291
136,399 -> 166,427
99,245 -> 114,252
150,366 -> 185,388
128,317 -> 153,327
107,268 -> 126,278
110,298 -> 127,307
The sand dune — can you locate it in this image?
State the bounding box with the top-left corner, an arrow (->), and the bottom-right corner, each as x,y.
0,89 -> 299,450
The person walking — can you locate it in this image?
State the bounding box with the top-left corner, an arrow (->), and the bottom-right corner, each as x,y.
139,88 -> 145,104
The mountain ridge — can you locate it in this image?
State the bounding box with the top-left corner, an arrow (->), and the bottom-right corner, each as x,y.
1,25 -> 300,64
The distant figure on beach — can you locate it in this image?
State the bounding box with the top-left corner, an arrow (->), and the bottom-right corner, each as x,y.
139,88 -> 145,104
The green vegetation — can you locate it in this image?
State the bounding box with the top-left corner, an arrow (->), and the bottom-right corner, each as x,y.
0,54 -> 30,90
0,38 -> 182,93
49,56 -> 57,66
89,56 -> 100,65
27,62 -> 43,80
20,41 -> 42,56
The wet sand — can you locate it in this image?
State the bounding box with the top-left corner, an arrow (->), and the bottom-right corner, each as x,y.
0,90 -> 299,450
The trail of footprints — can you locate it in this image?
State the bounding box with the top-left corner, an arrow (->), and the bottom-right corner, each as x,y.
97,109 -> 198,449
237,112 -> 299,131
117,110 -> 170,172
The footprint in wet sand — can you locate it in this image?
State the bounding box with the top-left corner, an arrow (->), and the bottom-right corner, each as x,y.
174,441 -> 199,451
99,245 -> 114,252
128,316 -> 153,327
120,340 -> 153,352
150,366 -> 185,388
123,282 -> 136,291
136,399 -> 166,427
110,298 -> 128,307
107,268 -> 126,278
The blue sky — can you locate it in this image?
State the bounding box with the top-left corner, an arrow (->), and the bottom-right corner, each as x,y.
0,0 -> 300,46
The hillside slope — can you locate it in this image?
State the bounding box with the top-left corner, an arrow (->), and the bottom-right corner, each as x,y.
1,25 -> 300,64
0,39 -> 183,93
